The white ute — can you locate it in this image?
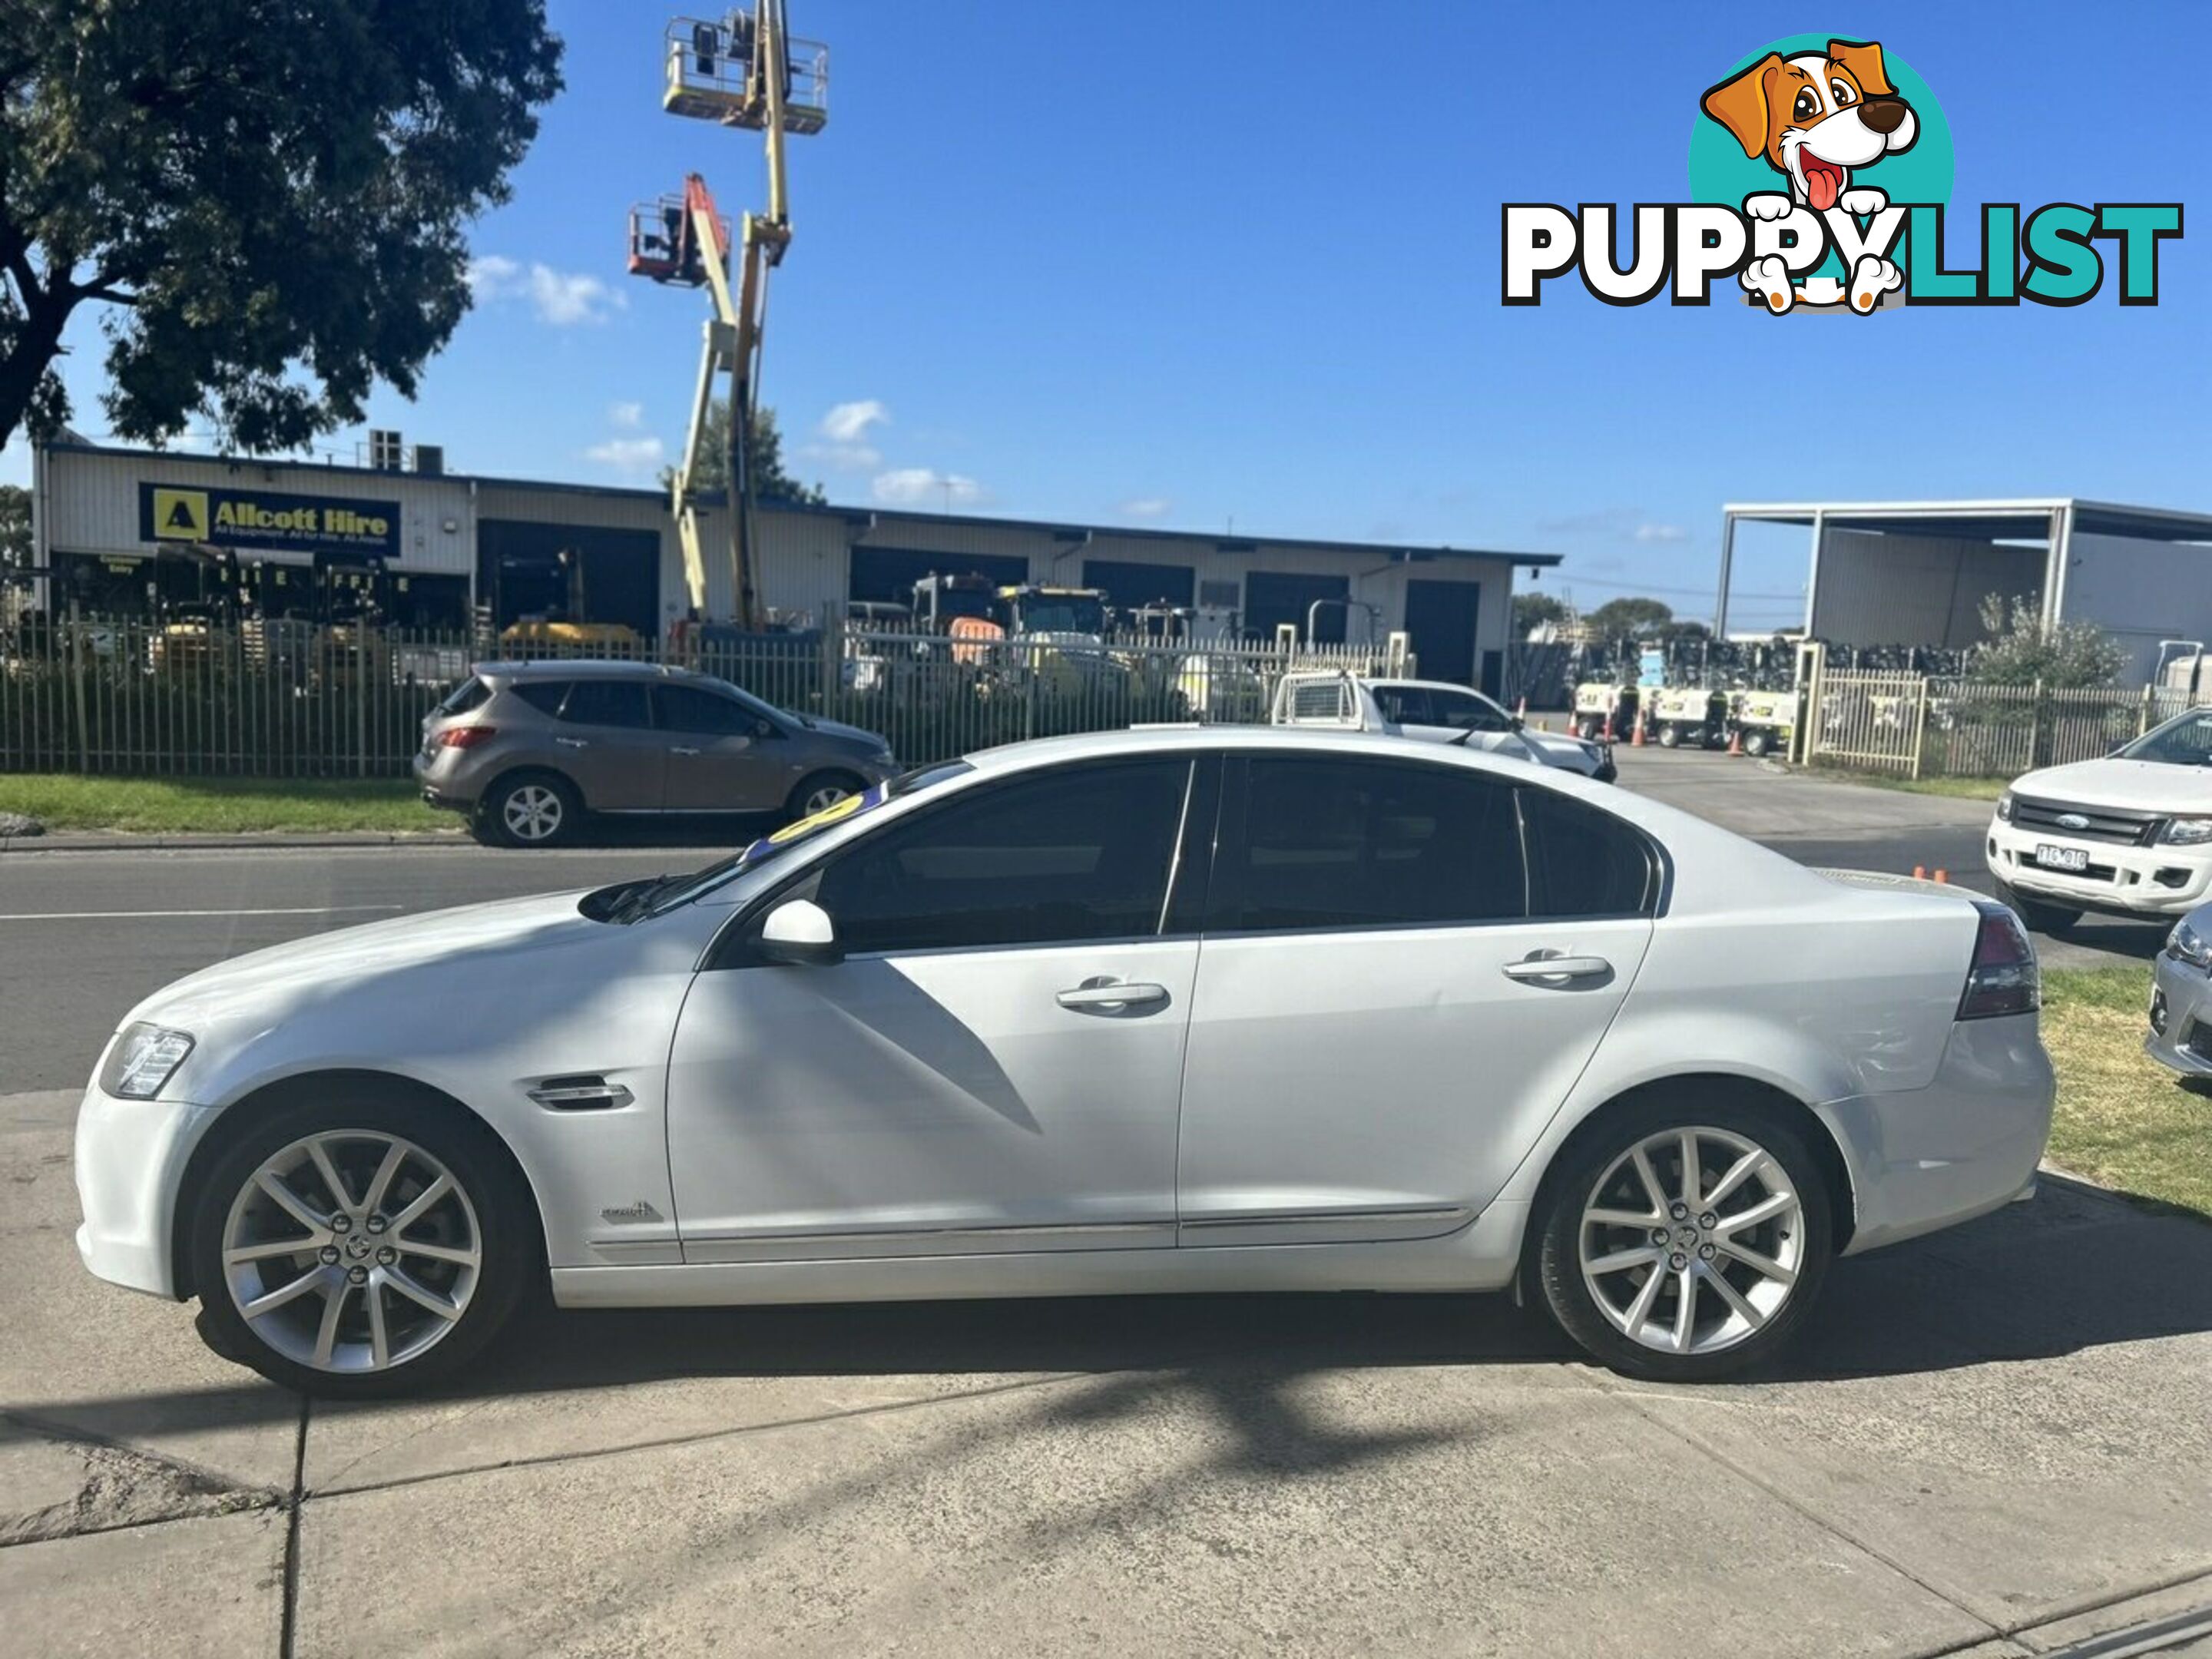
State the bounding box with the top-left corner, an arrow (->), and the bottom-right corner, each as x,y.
1271,672 -> 1616,781
1987,704 -> 2212,929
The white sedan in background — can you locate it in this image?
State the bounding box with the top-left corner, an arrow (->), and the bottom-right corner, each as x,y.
77,728 -> 2051,1396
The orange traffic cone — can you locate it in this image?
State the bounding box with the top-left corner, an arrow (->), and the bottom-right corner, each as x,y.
1631,707 -> 1647,747
1728,726 -> 1743,757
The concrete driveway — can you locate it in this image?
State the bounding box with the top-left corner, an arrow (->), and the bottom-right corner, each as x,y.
5,1078 -> 2212,1657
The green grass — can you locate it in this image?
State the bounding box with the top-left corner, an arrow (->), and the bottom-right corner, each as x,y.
0,773 -> 453,835
2041,965 -> 2212,1219
1819,770 -> 2008,801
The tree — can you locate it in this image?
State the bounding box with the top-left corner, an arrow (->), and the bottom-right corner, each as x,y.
1512,591 -> 1568,636
0,2 -> 564,452
0,484 -> 28,572
661,403 -> 826,505
1968,593 -> 2126,688
1583,596 -> 1674,639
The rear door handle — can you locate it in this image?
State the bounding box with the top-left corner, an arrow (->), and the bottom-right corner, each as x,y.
1056,978 -> 1171,1012
1501,955 -> 1613,982
555,737 -> 589,749
670,745 -> 700,756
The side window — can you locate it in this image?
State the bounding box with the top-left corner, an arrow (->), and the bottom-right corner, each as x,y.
1215,757 -> 1527,932
1373,685 -> 1432,725
559,680 -> 652,729
813,760 -> 1193,954
1439,692 -> 1512,733
1521,786 -> 1658,918
510,680 -> 570,716
654,684 -> 755,736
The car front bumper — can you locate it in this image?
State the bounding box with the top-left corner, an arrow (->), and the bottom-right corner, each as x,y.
75,1081 -> 220,1301
2147,946 -> 2212,1078
1986,820 -> 2212,919
1825,1012 -> 2055,1255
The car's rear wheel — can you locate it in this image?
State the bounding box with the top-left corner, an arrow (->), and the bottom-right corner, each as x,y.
1995,881 -> 2081,935
1741,729 -> 1772,757
1535,1101 -> 1833,1382
476,770 -> 581,849
785,769 -> 866,822
1656,723 -> 1681,748
187,1090 -> 538,1397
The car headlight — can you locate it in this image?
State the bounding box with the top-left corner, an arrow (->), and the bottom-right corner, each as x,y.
2160,816 -> 2212,846
2171,920 -> 2212,972
99,1023 -> 195,1100
1995,792 -> 2015,823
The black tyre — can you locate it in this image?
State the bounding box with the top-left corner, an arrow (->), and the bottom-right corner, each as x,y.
1656,723 -> 1682,749
785,769 -> 866,823
475,770 -> 581,849
1996,881 -> 2081,935
1534,1095 -> 1834,1383
187,1084 -> 541,1398
1741,729 -> 1773,757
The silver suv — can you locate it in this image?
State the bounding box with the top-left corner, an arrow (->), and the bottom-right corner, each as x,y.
415,661 -> 897,846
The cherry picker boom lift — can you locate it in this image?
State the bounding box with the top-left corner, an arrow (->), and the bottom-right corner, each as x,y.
627,4 -> 828,631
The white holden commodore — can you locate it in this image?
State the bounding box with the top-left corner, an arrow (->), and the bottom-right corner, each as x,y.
75,728 -> 2055,1396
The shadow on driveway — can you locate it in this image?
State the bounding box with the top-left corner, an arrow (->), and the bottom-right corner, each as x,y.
5,1177 -> 2207,1444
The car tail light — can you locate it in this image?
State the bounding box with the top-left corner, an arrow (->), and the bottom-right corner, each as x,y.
1959,899 -> 2038,1020
436,725 -> 498,750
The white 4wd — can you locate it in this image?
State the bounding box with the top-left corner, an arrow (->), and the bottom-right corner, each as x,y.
1987,705 -> 2212,928
1270,673 -> 1616,781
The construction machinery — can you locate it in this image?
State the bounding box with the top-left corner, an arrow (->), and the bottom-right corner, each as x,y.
628,5 -> 829,631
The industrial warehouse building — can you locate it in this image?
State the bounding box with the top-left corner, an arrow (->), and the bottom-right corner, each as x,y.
25,440 -> 1559,695
1715,498 -> 2212,681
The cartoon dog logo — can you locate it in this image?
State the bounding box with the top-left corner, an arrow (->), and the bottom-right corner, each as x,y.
1702,39 -> 1918,313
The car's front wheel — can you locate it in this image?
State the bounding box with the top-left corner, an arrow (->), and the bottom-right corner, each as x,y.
786,769 -> 866,822
1534,1100 -> 1833,1382
187,1088 -> 538,1397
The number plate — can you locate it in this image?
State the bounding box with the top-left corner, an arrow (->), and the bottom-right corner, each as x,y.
2034,843 -> 2090,873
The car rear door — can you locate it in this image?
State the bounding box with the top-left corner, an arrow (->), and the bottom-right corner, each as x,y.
1174,754 -> 1657,1245
664,757 -> 1210,1257
653,683 -> 788,812
550,679 -> 666,811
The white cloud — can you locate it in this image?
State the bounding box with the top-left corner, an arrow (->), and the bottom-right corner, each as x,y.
1118,497 -> 1172,519
466,255 -> 625,326
1538,505 -> 1689,545
608,401 -> 644,429
800,440 -> 882,472
584,435 -> 667,475
1632,522 -> 1689,544
873,468 -> 983,508
1,429 -> 30,487
819,399 -> 889,443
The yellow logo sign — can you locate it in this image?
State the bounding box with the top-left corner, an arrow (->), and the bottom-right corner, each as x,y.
151,488 -> 210,541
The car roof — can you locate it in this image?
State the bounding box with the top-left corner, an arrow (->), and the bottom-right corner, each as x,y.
474,659 -> 695,682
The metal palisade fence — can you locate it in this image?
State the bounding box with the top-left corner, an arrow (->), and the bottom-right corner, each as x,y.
0,616 -> 1410,778
1806,670 -> 2204,780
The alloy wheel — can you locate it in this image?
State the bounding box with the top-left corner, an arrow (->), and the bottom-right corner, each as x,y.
220,1130 -> 482,1374
1577,1125 -> 1805,1357
502,784 -> 564,842
800,781 -> 853,816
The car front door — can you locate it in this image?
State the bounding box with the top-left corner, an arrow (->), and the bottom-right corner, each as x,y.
653,682 -> 788,812
1174,753 -> 1657,1246
551,679 -> 667,811
665,757 -> 1208,1258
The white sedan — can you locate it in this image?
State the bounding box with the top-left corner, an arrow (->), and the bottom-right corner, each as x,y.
75,728 -> 2054,1396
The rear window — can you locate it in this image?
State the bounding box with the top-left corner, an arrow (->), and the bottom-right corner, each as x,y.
435,677 -> 492,717
1286,680 -> 1350,721
509,680 -> 570,716
1521,787 -> 1660,918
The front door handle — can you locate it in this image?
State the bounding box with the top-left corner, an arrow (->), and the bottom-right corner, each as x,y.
555,737 -> 589,749
670,745 -> 700,756
1501,955 -> 1613,982
1056,978 -> 1171,1012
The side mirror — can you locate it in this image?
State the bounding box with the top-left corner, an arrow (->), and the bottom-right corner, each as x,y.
756,898 -> 843,966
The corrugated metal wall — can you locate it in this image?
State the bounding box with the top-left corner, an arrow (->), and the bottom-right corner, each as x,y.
2062,531 -> 2212,683
1810,528 -> 2044,647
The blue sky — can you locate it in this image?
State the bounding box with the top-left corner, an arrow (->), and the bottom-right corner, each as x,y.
8,0 -> 2207,629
